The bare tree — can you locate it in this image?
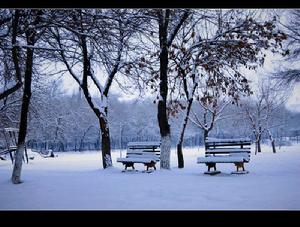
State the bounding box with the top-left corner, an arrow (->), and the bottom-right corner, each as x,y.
124,9 -> 191,169
0,10 -> 23,102
11,9 -> 45,184
242,77 -> 288,154
273,10 -> 300,85
151,9 -> 191,169
168,9 -> 287,167
47,9 -> 139,168
190,93 -> 230,143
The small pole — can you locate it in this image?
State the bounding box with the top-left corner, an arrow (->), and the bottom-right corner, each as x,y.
119,123 -> 122,158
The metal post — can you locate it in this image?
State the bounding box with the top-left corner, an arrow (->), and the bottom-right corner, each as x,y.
119,123 -> 122,158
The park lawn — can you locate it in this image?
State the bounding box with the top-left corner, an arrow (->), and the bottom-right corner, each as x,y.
0,143 -> 300,210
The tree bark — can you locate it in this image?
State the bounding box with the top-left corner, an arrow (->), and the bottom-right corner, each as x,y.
176,144 -> 184,168
160,134 -> 171,169
255,139 -> 262,154
267,130 -> 276,153
203,129 -> 209,146
0,81 -> 22,101
80,89 -> 112,167
99,115 -> 112,168
1,10 -> 23,102
176,97 -> 194,168
271,140 -> 276,153
80,35 -> 112,168
157,10 -> 171,169
11,16 -> 36,184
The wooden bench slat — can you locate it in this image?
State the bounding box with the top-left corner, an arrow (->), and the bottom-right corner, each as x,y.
197,156 -> 249,163
126,152 -> 159,156
3,128 -> 19,132
206,143 -> 251,148
229,153 -> 250,157
127,154 -> 159,159
117,157 -> 157,163
206,148 -> 251,154
127,141 -> 160,147
0,149 -> 11,155
205,153 -> 250,157
206,137 -> 251,142
126,149 -> 159,154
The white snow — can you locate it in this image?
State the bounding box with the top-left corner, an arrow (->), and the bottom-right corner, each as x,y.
1,144 -> 300,210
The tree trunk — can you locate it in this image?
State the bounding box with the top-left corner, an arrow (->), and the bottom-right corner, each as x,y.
80,34 -> 112,168
268,130 -> 276,153
176,144 -> 184,168
203,130 -> 209,147
255,139 -> 262,155
176,97 -> 194,168
160,134 -> 171,169
271,139 -> 276,153
11,29 -> 35,184
257,139 -> 261,153
99,116 -> 112,168
158,65 -> 171,170
157,11 -> 171,170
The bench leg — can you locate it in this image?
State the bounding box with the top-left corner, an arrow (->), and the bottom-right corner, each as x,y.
9,151 -> 14,164
232,162 -> 249,174
205,163 -> 220,175
124,163 -> 135,170
145,162 -> 156,171
24,147 -> 29,163
234,162 -> 245,172
207,163 -> 216,172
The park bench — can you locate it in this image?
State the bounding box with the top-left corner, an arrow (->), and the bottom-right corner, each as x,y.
197,137 -> 251,175
117,141 -> 160,172
0,128 -> 28,164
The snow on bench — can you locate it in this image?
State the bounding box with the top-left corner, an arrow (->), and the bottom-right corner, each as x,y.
117,141 -> 160,171
197,138 -> 252,175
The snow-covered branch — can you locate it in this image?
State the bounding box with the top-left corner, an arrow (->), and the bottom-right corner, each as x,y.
5,45 -> 63,52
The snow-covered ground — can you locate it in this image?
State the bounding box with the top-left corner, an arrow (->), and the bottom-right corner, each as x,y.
1,144 -> 300,210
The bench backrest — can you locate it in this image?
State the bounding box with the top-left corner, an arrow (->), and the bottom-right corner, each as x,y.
205,137 -> 252,161
2,128 -> 19,149
205,137 -> 251,149
126,141 -> 160,161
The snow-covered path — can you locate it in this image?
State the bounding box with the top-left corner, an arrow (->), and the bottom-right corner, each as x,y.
1,144 -> 300,210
